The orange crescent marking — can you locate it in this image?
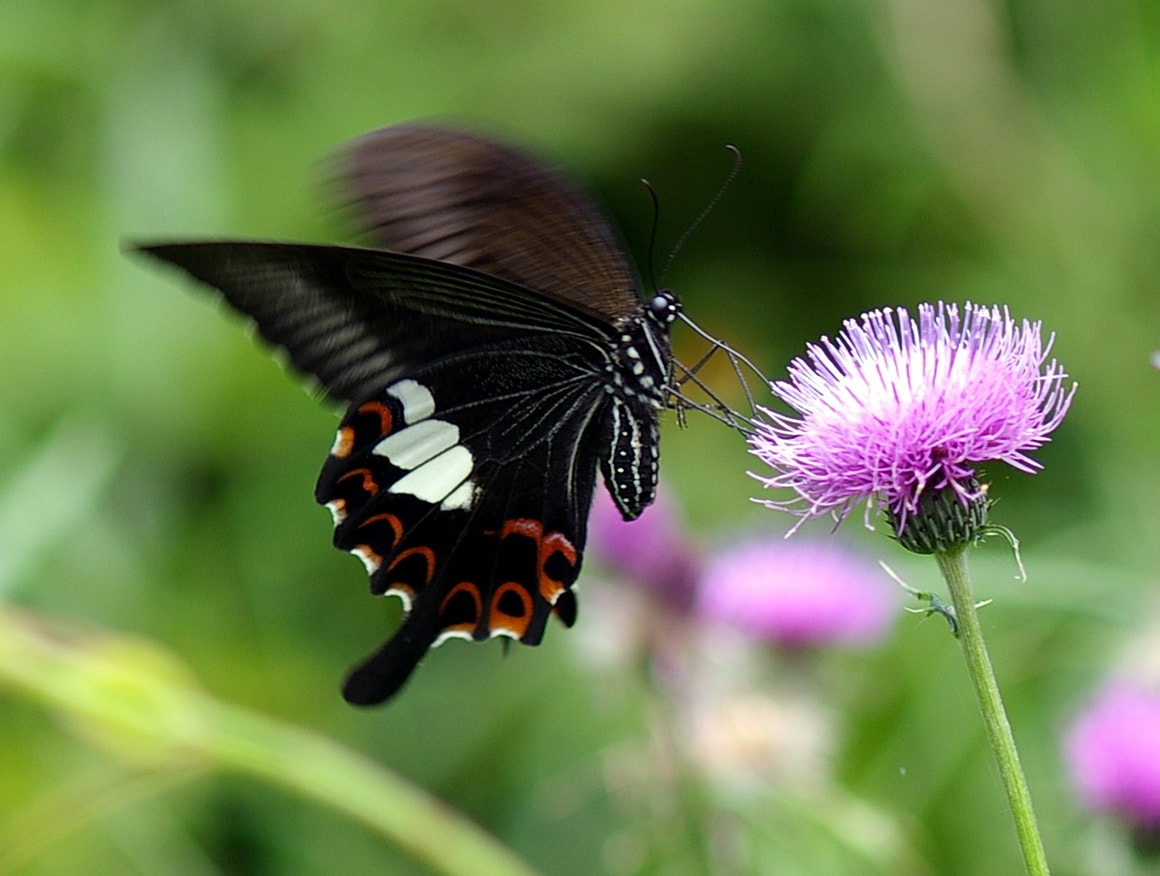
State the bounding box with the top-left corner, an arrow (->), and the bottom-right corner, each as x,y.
386,545 -> 437,586
337,467 -> 379,495
356,400 -> 394,437
496,518 -> 578,605
439,581 -> 482,634
490,581 -> 533,638
358,512 -> 405,547
502,518 -> 543,539
542,530 -> 578,567
538,530 -> 577,604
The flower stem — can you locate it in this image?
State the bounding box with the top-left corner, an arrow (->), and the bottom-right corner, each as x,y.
933,547 -> 1050,876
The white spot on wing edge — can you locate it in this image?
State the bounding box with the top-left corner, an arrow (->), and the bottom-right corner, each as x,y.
373,419 -> 459,469
350,545 -> 381,575
389,445 -> 474,503
325,499 -> 347,526
433,628 -> 475,647
330,428 -> 351,457
440,480 -> 477,511
387,379 -> 435,423
385,586 -> 413,613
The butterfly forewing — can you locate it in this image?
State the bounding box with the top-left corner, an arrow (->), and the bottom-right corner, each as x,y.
339,124 -> 642,322
137,122 -> 675,705
140,242 -> 609,403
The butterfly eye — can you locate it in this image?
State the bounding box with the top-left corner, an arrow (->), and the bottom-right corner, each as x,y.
650,291 -> 679,324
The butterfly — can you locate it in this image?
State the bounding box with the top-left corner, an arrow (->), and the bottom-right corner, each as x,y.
135,123 -> 739,706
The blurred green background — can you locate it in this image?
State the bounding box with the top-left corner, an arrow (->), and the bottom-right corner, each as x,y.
3,0 -> 1159,873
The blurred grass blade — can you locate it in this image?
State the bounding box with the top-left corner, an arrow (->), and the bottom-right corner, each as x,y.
0,413 -> 120,597
0,609 -> 539,876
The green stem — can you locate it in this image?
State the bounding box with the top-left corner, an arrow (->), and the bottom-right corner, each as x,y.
934,547 -> 1050,876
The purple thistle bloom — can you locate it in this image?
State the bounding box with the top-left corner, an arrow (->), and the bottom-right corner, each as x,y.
696,538 -> 893,647
589,487 -> 702,611
1065,681 -> 1160,829
750,302 -> 1076,535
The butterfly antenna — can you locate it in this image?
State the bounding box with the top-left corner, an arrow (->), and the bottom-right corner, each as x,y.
641,178 -> 661,293
658,144 -> 742,287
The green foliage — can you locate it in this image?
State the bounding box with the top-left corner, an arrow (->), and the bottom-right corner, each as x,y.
2,0 -> 1159,873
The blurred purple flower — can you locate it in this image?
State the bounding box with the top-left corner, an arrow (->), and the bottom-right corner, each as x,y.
696,538 -> 893,647
750,302 -> 1075,534
589,487 -> 701,612
1065,681 -> 1160,829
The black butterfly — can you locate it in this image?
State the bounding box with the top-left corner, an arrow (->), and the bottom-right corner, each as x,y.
136,123 -> 719,706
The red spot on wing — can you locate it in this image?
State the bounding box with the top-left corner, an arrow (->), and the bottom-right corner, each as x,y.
499,518 -> 578,606
359,512 -> 405,547
386,545 -> 437,587
490,581 -> 533,638
439,581 -> 482,636
337,467 -> 379,496
357,400 -> 395,437
540,531 -> 578,599
501,519 -> 542,539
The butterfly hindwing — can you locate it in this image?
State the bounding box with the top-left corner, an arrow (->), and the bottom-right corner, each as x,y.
317,363 -> 606,704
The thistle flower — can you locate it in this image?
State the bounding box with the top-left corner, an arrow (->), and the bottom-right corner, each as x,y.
588,487 -> 701,612
750,302 -> 1075,550
696,537 -> 893,647
1065,680 -> 1160,833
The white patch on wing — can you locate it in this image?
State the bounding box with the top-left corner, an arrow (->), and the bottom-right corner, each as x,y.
388,445 -> 474,503
440,480 -> 478,511
387,379 -> 435,423
372,419 -> 459,469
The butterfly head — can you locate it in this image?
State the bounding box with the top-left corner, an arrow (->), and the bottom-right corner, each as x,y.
648,289 -> 681,327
